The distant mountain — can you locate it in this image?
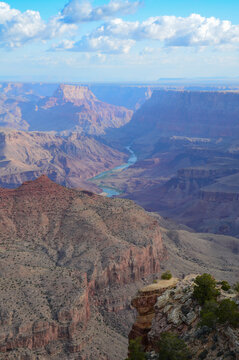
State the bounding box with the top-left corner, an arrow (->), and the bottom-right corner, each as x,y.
0,84 -> 133,135
26,84 -> 133,134
0,129 -> 127,190
0,82 -> 58,99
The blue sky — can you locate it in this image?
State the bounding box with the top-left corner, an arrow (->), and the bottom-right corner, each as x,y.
1,0 -> 239,82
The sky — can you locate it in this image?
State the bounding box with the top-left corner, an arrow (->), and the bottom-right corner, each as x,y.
1,0 -> 239,82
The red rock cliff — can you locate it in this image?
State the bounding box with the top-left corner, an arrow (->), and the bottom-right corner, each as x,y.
0,176 -> 166,359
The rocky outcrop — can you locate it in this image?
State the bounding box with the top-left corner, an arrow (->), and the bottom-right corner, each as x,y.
129,278 -> 178,346
129,276 -> 239,359
0,176 -> 166,359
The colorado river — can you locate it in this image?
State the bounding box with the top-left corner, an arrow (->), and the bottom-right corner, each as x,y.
90,146 -> 137,197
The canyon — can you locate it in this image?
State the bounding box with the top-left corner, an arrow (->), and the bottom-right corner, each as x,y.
2,83 -> 239,236
0,128 -> 127,191
0,83 -> 239,358
98,90 -> 239,237
0,177 -> 239,359
0,83 -> 133,134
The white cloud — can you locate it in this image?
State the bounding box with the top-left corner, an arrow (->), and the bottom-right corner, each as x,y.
0,2 -> 45,47
93,14 -> 239,47
0,2 -> 76,48
53,35 -> 135,54
61,0 -> 141,24
51,13 -> 239,55
1,0 -> 239,56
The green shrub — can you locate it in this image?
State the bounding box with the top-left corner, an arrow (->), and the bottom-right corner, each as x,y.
161,271 -> 172,280
193,273 -> 220,305
199,298 -> 239,329
199,300 -> 218,328
234,282 -> 239,293
157,332 -> 191,360
217,299 -> 239,328
126,337 -> 146,360
220,281 -> 231,291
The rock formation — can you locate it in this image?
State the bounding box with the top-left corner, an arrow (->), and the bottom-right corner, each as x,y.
26,85 -> 133,134
129,276 -> 239,359
0,176 -> 166,359
0,84 -> 133,134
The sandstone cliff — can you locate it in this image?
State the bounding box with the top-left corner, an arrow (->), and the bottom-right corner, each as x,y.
0,176 -> 166,359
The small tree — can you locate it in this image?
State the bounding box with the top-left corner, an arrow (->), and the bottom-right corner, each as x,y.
126,338 -> 146,360
157,332 -> 191,360
193,274 -> 220,305
161,271 -> 173,280
217,299 -> 239,328
199,300 -> 218,328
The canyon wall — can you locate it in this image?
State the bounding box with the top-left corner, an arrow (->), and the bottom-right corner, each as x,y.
0,176 -> 166,359
121,90 -> 239,141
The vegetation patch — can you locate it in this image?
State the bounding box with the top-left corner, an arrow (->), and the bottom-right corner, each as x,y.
161,271 -> 173,280
193,273 -> 220,305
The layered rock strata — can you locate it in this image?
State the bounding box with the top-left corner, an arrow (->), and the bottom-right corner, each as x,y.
0,176 -> 166,359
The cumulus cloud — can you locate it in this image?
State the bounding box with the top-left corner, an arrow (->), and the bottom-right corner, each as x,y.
0,2 -> 45,47
61,0 -> 141,24
1,0 -> 239,55
93,14 -> 239,46
0,2 -> 76,48
53,35 -> 135,54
